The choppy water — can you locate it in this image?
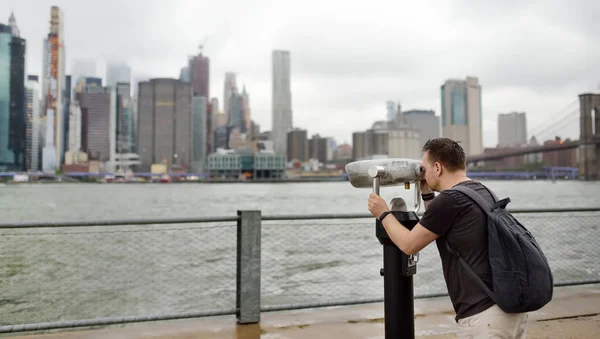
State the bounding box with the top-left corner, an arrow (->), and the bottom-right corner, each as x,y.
1,181 -> 599,326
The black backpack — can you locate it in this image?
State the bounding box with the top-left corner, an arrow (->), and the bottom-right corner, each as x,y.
446,185 -> 554,313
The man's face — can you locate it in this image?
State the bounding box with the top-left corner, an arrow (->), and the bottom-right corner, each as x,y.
422,151 -> 441,191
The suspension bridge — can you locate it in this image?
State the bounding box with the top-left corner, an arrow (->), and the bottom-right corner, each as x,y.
467,93 -> 600,180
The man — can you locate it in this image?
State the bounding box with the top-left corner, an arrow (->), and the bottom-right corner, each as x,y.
367,138 -> 528,338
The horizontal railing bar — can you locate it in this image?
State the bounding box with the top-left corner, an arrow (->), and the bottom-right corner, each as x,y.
509,207 -> 600,214
261,298 -> 384,312
0,308 -> 237,333
262,213 -> 373,221
415,292 -> 451,299
0,216 -> 239,229
2,207 -> 599,229
553,279 -> 600,287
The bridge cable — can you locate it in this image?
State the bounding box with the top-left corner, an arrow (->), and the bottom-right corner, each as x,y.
527,100 -> 579,138
534,109 -> 579,139
534,109 -> 580,141
527,99 -> 578,137
537,116 -> 580,142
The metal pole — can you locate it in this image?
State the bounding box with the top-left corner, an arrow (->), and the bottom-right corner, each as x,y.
369,165 -> 385,195
236,210 -> 262,324
413,182 -> 421,213
373,176 -> 380,195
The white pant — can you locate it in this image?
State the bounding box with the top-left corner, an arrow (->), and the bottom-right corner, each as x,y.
456,305 -> 528,339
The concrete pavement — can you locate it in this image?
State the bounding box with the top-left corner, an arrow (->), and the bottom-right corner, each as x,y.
6,284 -> 600,338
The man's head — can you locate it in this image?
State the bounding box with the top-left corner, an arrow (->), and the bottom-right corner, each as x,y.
421,138 -> 467,191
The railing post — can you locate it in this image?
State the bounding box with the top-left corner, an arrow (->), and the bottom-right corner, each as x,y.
236,210 -> 262,324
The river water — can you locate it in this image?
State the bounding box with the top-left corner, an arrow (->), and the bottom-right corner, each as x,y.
3,180 -> 600,222
1,181 -> 599,326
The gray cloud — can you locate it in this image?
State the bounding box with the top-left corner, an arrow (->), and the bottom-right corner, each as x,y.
3,0 -> 598,148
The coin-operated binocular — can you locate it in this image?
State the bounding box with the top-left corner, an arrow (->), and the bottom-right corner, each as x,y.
345,158 -> 424,339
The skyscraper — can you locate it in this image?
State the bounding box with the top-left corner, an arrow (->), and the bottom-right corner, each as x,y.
109,88 -> 117,168
191,96 -> 207,172
209,97 -> 219,151
441,76 -> 482,156
241,86 -> 250,134
62,74 -> 71,165
223,72 -> 236,122
179,66 -> 190,82
185,48 -> 210,157
287,129 -> 308,162
8,12 -> 19,37
308,134 -> 329,164
228,92 -> 244,133
130,97 -> 138,153
498,112 -> 527,147
403,110 -> 441,147
272,50 -> 292,157
42,109 -> 56,172
386,101 -> 397,121
116,83 -> 134,153
42,6 -> 66,171
68,102 -> 81,152
26,76 -> 41,171
189,50 -> 209,98
137,79 -> 192,171
78,88 -> 111,161
0,20 -> 26,171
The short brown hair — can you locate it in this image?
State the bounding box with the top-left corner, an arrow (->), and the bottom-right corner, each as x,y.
422,138 -> 466,172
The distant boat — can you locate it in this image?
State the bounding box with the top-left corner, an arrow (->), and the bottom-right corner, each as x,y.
159,174 -> 171,183
6,174 -> 30,184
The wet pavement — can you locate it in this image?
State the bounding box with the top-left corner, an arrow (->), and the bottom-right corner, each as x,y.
6,284 -> 600,338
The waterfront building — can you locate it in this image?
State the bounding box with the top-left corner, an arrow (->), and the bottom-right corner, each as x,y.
207,150 -> 286,180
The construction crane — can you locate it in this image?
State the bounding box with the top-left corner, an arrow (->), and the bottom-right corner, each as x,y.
198,37 -> 208,54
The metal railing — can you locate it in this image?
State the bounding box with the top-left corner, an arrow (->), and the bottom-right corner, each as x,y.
0,208 -> 599,333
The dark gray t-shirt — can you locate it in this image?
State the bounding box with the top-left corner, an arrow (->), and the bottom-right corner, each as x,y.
419,180 -> 496,321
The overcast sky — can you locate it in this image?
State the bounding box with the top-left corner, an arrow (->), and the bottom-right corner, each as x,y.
3,0 -> 599,148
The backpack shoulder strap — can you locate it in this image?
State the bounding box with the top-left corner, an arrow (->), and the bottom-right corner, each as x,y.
444,240 -> 498,304
481,185 -> 499,203
449,185 -> 494,213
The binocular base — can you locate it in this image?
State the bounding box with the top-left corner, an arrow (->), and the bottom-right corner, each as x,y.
382,243 -> 415,338
377,211 -> 419,339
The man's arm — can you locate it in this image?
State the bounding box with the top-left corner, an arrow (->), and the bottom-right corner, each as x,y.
367,189 -> 452,255
378,191 -> 455,255
380,215 -> 439,255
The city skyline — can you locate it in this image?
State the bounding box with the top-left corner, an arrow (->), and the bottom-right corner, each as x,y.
1,0 -> 598,148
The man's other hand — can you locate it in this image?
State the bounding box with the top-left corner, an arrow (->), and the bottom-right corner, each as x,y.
368,193 -> 389,218
419,179 -> 433,194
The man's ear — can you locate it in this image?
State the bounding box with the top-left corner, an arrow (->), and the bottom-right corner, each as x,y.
434,162 -> 442,175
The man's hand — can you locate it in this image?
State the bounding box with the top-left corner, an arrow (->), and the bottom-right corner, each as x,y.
419,179 -> 433,194
368,193 -> 389,218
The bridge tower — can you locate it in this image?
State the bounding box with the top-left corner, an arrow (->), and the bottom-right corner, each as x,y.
579,93 -> 600,180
